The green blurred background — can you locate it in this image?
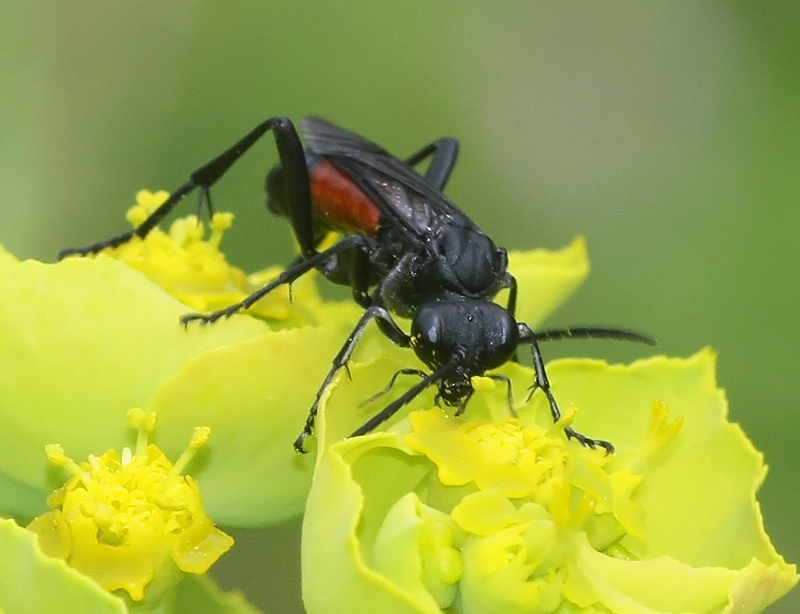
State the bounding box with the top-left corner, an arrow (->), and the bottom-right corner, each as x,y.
1,2 -> 797,612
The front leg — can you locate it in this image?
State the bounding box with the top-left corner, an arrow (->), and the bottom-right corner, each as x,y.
518,323 -> 615,454
294,304 -> 411,453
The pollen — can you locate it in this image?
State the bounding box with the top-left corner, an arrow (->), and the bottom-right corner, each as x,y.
27,408 -> 234,602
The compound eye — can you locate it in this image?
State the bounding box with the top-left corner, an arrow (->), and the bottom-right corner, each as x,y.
411,306 -> 447,368
413,307 -> 442,345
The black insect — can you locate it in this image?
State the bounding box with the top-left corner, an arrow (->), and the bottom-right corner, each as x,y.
60,117 -> 653,454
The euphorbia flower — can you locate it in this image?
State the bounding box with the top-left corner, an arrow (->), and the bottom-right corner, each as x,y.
302,350 -> 798,614
28,409 -> 233,602
0,411 -> 259,613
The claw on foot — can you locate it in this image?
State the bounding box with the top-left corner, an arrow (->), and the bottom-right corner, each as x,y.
565,426 -> 615,455
180,313 -> 214,328
293,432 -> 310,454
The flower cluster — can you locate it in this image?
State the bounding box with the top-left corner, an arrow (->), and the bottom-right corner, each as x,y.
0,190 -> 795,613
104,189 -> 322,323
303,349 -> 797,614
28,409 -> 233,602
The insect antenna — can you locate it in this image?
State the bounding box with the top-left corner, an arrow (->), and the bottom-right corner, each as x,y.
531,327 -> 655,345
359,368 -> 428,408
350,360 -> 459,437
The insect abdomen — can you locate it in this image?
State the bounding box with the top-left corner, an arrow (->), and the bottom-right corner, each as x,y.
309,159 -> 381,235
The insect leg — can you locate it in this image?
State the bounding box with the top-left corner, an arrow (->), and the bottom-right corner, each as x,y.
59,117 -> 311,259
404,137 -> 460,191
350,359 -> 460,438
58,181 -> 197,259
485,373 -> 517,417
359,368 -> 428,407
180,234 -> 375,326
518,323 -> 614,454
349,241 -> 374,309
503,273 -> 518,318
294,305 -> 412,453
500,273 -> 521,362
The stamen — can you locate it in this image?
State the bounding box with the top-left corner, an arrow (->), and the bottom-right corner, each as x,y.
170,426 -> 211,478
45,444 -> 87,479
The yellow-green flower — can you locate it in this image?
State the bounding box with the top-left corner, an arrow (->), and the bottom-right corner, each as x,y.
28,409 -> 233,602
0,411 -> 261,613
302,350 -> 798,614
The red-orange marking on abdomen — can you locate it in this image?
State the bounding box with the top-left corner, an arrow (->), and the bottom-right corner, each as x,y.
309,159 -> 381,236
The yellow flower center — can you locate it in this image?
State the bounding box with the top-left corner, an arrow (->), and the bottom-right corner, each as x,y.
99,189 -> 320,321
402,401 -> 682,614
27,408 -> 233,602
